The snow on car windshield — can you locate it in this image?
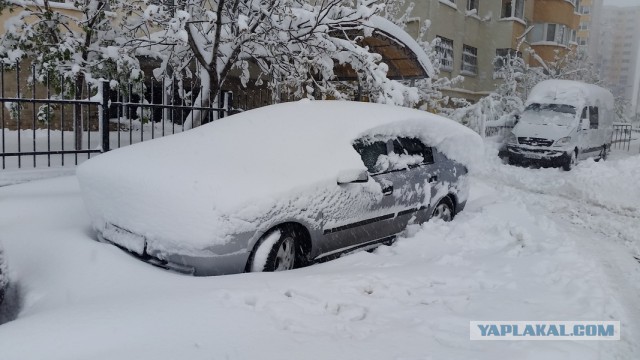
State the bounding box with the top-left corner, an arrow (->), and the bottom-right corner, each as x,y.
520,103 -> 576,126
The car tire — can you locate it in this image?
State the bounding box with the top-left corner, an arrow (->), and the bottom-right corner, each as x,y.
563,151 -> 577,171
431,197 -> 454,222
249,226 -> 299,272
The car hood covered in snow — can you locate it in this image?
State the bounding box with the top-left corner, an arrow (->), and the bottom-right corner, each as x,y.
77,100 -> 482,254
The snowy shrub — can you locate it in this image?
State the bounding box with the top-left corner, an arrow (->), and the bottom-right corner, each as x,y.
4,101 -> 22,122
36,104 -> 57,124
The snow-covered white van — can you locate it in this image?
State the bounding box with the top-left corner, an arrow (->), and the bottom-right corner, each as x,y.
506,80 -> 614,170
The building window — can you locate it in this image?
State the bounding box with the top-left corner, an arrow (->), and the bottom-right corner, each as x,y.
467,0 -> 479,12
579,22 -> 589,30
461,45 -> 478,75
530,23 -> 571,46
546,24 -> 557,41
502,0 -> 525,19
435,36 -> 454,72
579,5 -> 590,14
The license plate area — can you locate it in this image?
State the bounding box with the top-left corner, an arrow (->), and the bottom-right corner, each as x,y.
523,153 -> 544,159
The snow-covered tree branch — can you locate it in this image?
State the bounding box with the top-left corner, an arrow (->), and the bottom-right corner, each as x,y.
129,0 -> 422,129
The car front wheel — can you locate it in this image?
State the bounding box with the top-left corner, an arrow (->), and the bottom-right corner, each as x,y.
432,197 -> 454,222
249,227 -> 298,272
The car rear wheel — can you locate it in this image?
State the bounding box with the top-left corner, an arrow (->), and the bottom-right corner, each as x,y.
432,197 -> 454,222
249,227 -> 298,272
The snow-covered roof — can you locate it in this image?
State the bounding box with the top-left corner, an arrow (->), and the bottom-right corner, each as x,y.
364,16 -> 434,79
526,80 -> 614,110
334,16 -> 434,80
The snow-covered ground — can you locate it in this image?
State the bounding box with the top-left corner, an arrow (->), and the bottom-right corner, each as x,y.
0,143 -> 639,359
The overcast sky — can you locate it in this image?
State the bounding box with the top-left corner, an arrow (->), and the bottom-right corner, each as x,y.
603,0 -> 640,7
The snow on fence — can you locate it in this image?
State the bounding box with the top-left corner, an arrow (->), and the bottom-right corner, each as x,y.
0,63 -> 236,170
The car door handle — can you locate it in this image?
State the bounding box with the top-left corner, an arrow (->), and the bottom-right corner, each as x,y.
429,175 -> 438,183
382,185 -> 394,196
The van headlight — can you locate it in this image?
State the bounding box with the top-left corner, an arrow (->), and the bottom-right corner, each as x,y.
506,133 -> 518,145
553,136 -> 571,147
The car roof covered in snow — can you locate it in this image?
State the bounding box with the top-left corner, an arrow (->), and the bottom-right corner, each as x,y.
79,101 -> 481,208
526,80 -> 614,110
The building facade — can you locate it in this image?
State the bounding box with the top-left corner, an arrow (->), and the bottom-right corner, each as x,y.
575,0 -> 603,59
528,0 -> 580,67
403,0 -> 584,102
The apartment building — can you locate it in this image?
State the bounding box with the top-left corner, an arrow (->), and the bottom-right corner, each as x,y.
403,0 -> 583,102
575,0 -> 603,59
401,0 -> 535,101
528,0 -> 580,66
596,5 -> 640,109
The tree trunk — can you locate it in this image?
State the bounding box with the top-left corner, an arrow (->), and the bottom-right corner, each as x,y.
183,68 -> 219,130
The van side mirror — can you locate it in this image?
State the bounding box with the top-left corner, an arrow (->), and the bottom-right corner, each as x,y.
337,169 -> 369,185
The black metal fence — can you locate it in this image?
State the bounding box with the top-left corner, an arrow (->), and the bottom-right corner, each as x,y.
0,63 -> 236,170
611,123 -> 633,151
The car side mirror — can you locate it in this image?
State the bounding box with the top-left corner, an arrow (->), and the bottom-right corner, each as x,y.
337,169 -> 369,185
513,114 -> 520,124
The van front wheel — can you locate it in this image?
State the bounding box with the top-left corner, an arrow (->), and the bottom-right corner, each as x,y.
599,145 -> 609,161
563,151 -> 577,171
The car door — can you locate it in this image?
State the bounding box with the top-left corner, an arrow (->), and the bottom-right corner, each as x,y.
578,107 -> 590,158
377,137 -> 438,232
319,136 -> 435,258
316,138 -> 390,258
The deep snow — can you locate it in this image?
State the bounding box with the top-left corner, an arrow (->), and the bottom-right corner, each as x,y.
0,143 -> 639,359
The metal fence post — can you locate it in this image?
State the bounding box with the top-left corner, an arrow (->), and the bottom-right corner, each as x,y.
101,81 -> 110,152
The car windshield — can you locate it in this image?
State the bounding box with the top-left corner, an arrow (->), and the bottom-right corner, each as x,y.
520,103 -> 577,126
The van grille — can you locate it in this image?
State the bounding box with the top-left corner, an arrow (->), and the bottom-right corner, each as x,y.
518,137 -> 554,147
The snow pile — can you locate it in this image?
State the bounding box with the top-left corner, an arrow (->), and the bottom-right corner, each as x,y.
374,153 -> 424,172
483,155 -> 640,217
77,100 -> 481,254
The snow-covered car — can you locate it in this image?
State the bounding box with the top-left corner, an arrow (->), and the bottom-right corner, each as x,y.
77,101 -> 482,276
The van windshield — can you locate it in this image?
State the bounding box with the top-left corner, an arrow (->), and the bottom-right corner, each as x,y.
520,103 -> 577,126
